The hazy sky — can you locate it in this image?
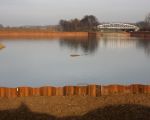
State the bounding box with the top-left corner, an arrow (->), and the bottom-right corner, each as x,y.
0,0 -> 150,26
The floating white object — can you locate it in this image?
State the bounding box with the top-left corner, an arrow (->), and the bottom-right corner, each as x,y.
70,54 -> 80,57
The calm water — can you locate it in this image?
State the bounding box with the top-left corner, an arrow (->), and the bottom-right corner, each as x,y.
0,34 -> 150,87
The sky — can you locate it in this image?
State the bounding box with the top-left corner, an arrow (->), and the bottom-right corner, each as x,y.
0,0 -> 150,26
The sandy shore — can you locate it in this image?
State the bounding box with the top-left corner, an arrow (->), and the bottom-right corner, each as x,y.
0,94 -> 150,120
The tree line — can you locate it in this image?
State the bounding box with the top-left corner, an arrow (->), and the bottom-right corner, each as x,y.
59,14 -> 150,32
59,15 -> 99,32
136,13 -> 150,31
1,14 -> 150,31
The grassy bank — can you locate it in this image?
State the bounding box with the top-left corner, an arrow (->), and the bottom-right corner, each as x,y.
0,43 -> 5,49
0,94 -> 150,120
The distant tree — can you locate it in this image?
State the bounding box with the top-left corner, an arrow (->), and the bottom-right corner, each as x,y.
70,18 -> 80,31
59,19 -> 73,31
136,21 -> 147,29
80,15 -> 99,31
136,13 -> 150,31
59,15 -> 99,31
145,13 -> 150,26
59,20 -> 66,31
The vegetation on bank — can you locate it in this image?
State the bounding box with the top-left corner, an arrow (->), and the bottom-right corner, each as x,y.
0,13 -> 150,32
0,43 -> 5,49
0,15 -> 99,32
59,15 -> 99,32
136,13 -> 150,31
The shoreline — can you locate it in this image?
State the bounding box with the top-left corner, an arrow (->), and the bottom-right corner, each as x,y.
0,30 -> 150,38
0,31 -> 89,38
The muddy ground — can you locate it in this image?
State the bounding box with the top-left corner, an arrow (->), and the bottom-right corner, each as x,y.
0,94 -> 150,120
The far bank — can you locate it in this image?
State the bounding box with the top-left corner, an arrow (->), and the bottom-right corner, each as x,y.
0,30 -> 150,38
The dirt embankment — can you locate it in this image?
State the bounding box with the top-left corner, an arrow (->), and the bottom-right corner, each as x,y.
0,94 -> 150,120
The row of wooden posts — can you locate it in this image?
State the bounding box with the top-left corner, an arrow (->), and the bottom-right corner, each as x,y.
0,84 -> 150,98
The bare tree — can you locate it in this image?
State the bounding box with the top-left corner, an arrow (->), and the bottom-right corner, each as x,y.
80,15 -> 99,31
59,15 -> 99,31
136,13 -> 150,31
145,13 -> 150,25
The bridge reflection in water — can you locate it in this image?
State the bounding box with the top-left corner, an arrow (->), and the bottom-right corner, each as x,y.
59,33 -> 150,55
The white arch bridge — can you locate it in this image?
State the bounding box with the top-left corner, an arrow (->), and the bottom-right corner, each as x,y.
97,23 -> 139,31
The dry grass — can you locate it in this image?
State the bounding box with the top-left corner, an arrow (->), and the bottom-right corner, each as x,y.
0,30 -> 88,39
0,43 -> 5,49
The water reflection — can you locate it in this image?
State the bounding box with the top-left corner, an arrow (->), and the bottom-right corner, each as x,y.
0,34 -> 150,87
98,34 -> 150,56
59,34 -> 150,56
136,38 -> 150,55
59,36 -> 98,54
98,35 -> 136,49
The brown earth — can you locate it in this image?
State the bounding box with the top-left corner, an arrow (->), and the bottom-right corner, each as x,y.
0,94 -> 150,120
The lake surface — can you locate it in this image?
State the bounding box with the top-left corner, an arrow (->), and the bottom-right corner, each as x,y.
0,34 -> 150,87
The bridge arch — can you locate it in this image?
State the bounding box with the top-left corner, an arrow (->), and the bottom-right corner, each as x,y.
97,23 -> 139,32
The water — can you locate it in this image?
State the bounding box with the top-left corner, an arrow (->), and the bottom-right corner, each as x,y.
0,34 -> 150,87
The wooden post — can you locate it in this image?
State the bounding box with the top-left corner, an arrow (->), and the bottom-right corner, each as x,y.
96,85 -> 101,96
64,86 -> 74,96
40,86 -> 54,96
55,87 -> 64,96
75,86 -> 87,96
0,87 -> 6,97
88,85 -> 96,97
5,88 -> 17,98
17,87 -> 33,97
32,88 -> 40,96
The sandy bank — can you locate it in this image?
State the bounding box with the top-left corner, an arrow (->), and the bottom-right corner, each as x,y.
0,94 -> 150,119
